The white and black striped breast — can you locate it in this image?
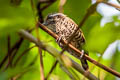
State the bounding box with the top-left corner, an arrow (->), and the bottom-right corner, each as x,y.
55,17 -> 85,49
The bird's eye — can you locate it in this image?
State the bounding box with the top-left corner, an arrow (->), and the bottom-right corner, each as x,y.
56,15 -> 61,18
47,15 -> 53,19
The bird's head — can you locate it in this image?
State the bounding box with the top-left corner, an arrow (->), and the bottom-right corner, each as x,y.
43,13 -> 66,32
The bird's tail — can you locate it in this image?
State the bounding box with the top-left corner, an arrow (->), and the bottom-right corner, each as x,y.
80,51 -> 89,70
80,58 -> 88,70
67,48 -> 89,70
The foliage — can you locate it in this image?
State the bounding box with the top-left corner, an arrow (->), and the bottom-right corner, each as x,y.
0,0 -> 120,80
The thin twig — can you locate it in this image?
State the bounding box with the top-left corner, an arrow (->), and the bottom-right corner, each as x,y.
36,21 -> 44,80
37,0 -> 56,22
7,35 -> 11,67
40,0 -> 56,11
45,60 -> 58,80
13,45 -> 36,66
36,1 -> 45,80
102,1 -> 120,9
36,1 -> 57,79
7,35 -> 14,80
10,43 -> 23,64
59,0 -> 66,13
37,2 -> 44,23
7,35 -> 11,54
39,47 -> 44,80
0,38 -> 24,69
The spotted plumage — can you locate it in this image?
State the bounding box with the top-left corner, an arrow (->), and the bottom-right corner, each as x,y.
43,13 -> 88,70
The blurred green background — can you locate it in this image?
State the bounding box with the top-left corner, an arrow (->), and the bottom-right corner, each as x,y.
0,0 -> 120,80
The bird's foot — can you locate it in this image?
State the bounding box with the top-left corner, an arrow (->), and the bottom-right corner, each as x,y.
56,35 -> 64,46
80,50 -> 84,59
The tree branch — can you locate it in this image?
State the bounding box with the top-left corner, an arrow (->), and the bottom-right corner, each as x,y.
18,29 -> 98,80
38,22 -> 120,78
102,1 -> 120,9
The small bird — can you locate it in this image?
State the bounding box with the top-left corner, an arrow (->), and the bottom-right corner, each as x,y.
43,13 -> 88,70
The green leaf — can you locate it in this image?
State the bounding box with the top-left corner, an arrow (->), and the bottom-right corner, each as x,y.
0,66 -> 36,80
0,0 -> 35,36
86,21 -> 120,53
64,0 -> 91,24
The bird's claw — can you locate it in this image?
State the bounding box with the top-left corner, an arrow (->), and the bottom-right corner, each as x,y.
56,36 -> 62,43
56,35 -> 64,46
80,50 -> 84,59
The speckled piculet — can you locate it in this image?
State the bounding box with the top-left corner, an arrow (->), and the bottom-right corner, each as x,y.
43,13 -> 88,70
